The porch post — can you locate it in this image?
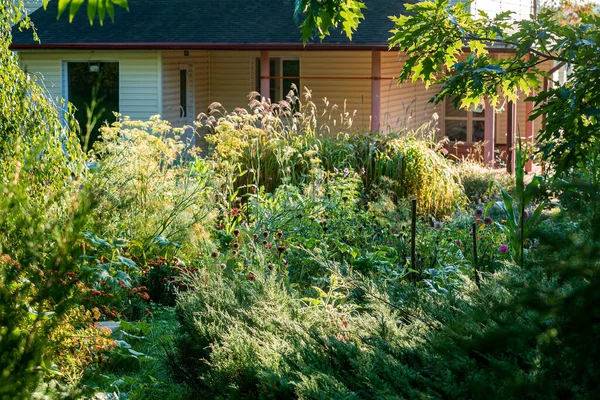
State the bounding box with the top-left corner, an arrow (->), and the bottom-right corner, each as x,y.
371,50 -> 381,132
506,100 -> 516,174
260,50 -> 270,99
483,99 -> 496,167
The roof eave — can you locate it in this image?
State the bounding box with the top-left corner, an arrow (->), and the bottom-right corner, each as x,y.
10,42 -> 391,51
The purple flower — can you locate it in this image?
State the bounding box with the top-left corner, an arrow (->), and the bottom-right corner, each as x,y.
433,221 -> 443,231
484,216 -> 493,226
360,168 -> 366,175
329,178 -> 335,183
499,244 -> 508,254
455,239 -> 463,246
343,168 -> 350,178
474,209 -> 484,219
334,167 -> 339,174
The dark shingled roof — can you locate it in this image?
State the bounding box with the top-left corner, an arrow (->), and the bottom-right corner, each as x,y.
11,0 -> 412,50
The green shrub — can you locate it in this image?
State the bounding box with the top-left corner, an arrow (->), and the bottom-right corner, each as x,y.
201,95 -> 466,217
88,116 -> 215,260
455,160 -> 515,204
0,2 -> 96,396
171,267 -> 429,399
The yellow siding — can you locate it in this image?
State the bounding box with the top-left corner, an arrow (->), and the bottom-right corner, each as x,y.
271,51 -> 372,131
203,50 -> 372,131
161,50 -> 209,126
18,50 -> 161,121
207,51 -> 258,112
380,51 -> 441,134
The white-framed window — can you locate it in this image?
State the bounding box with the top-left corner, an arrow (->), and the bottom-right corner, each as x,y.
443,98 -> 486,143
254,57 -> 300,102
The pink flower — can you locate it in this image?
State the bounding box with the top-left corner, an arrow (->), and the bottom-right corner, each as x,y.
499,244 -> 509,254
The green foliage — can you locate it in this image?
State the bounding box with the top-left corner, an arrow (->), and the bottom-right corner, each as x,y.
486,147 -> 558,264
4,1 -> 599,397
391,0 -> 600,180
294,0 -> 366,42
455,160 -> 515,204
87,116 -> 214,260
84,304 -> 192,400
0,1 -> 95,396
202,95 -> 465,217
296,0 -> 600,182
50,0 -> 129,24
172,199 -> 599,399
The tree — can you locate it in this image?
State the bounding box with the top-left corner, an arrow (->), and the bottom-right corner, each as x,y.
296,0 -> 600,181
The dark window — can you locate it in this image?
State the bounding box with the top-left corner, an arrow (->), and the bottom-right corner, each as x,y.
255,58 -> 300,103
67,61 -> 119,150
180,69 -> 187,118
282,59 -> 300,100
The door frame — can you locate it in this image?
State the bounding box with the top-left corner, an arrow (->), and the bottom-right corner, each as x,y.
179,63 -> 195,125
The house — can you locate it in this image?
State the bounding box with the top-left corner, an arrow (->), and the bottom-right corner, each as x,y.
11,0 -> 543,166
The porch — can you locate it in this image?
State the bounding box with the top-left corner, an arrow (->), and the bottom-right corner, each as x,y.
161,49 -> 538,171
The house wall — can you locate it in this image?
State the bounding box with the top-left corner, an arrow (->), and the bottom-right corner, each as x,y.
270,50 -> 372,131
161,50 -> 209,124
18,50 -> 161,121
207,51 -> 258,112
380,51 -> 442,134
161,50 -> 373,130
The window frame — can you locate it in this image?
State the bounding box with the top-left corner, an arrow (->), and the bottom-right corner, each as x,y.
179,63 -> 195,125
442,98 -> 486,143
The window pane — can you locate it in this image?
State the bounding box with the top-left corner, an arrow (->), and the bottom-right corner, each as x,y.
445,98 -> 467,118
270,58 -> 281,102
445,120 -> 467,142
473,120 -> 485,142
282,60 -> 300,100
283,60 -> 299,77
